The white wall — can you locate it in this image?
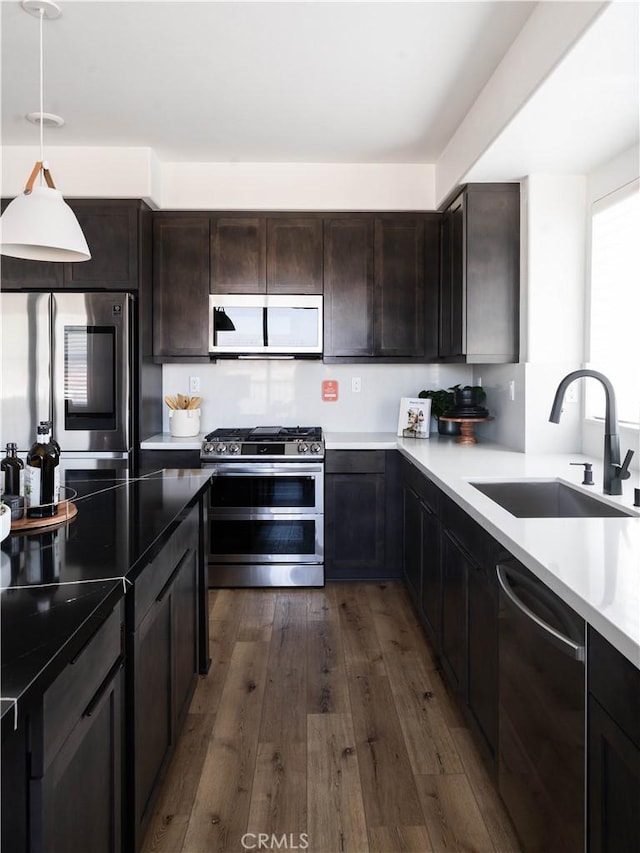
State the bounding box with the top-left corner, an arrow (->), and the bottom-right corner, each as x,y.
1,147 -> 436,212
160,361 -> 472,437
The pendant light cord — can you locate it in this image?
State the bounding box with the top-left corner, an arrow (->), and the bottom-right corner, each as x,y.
39,7 -> 44,181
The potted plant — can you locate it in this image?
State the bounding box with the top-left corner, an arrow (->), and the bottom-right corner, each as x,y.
418,387 -> 460,436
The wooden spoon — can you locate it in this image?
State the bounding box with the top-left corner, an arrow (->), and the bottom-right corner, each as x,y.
164,395 -> 178,409
187,396 -> 201,409
177,393 -> 189,409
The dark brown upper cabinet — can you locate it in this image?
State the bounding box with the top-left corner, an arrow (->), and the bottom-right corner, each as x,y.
375,216 -> 426,359
152,214 -> 210,360
210,216 -> 267,293
323,217 -> 374,357
0,198 -> 141,291
64,200 -> 139,290
439,183 -> 520,363
266,217 -> 323,294
323,213 -> 439,362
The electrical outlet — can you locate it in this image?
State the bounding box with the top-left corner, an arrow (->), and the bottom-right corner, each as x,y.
189,376 -> 201,394
351,376 -> 361,393
566,384 -> 578,403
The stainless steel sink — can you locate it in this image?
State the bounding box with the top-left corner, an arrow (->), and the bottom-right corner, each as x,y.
470,480 -> 636,518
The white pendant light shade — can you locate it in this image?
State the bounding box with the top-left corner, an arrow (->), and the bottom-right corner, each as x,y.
0,185 -> 90,262
0,0 -> 90,263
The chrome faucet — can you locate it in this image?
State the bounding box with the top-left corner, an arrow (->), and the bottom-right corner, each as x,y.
549,369 -> 634,496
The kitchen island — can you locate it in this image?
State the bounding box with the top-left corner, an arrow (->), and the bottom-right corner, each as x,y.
0,465 -> 212,853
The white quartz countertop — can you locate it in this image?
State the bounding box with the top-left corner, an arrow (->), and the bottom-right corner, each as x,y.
141,430 -> 640,666
392,435 -> 640,668
141,433 -> 204,450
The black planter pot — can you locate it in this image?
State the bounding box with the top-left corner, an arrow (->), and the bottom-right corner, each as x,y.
453,387 -> 484,409
437,418 -> 461,436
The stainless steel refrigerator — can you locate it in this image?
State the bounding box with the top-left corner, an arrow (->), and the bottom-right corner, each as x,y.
1,292 -> 134,458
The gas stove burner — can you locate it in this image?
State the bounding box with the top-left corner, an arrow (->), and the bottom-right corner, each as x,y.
201,426 -> 324,460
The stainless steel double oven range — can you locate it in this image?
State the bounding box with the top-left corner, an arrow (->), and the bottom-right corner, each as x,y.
200,427 -> 324,587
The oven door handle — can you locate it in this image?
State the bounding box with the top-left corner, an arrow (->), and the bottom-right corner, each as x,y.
207,466 -> 323,476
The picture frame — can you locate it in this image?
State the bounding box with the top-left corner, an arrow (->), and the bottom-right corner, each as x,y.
397,397 -> 431,438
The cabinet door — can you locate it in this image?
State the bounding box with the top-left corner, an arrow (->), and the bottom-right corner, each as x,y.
40,663 -> 124,853
172,547 -> 199,727
374,217 -> 425,358
133,592 -> 172,847
64,201 -> 139,290
323,217 -> 374,357
439,196 -> 464,358
210,216 -> 266,293
420,503 -> 441,649
467,559 -> 498,761
325,471 -> 386,579
440,530 -> 468,696
465,185 -> 519,361
153,216 -> 210,358
0,256 -> 63,290
403,485 -> 422,602
266,217 -> 323,293
588,696 -> 640,853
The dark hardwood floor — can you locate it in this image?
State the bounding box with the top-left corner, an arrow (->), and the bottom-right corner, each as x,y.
141,582 -> 521,853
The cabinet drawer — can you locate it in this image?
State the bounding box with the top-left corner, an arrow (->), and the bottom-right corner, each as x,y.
134,509 -> 197,626
441,494 -> 494,567
588,627 -> 640,748
38,601 -> 124,774
325,450 -> 385,474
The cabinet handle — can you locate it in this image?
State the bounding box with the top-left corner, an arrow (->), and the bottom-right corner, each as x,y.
156,548 -> 190,603
70,607 -> 118,664
82,655 -> 125,718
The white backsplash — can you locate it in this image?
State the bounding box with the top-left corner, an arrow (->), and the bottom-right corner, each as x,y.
161,362 -> 472,434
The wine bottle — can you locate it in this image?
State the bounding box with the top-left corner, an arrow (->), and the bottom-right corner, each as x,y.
39,421 -> 61,502
1,442 -> 24,496
25,424 -> 60,519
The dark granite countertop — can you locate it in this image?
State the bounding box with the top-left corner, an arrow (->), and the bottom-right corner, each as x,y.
0,467 -> 211,738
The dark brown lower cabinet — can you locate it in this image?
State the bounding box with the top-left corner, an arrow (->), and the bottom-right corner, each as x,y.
39,665 -> 124,853
324,451 -> 400,580
467,557 -> 498,764
588,627 -> 640,852
402,485 -> 423,602
440,530 -> 468,696
129,504 -> 200,852
30,603 -> 125,853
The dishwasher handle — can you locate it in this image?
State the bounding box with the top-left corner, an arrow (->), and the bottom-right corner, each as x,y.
496,563 -> 585,662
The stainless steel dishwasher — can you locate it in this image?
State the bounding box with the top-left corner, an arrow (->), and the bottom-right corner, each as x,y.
497,559 -> 585,853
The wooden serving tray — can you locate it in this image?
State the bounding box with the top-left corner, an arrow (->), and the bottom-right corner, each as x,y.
11,500 -> 78,533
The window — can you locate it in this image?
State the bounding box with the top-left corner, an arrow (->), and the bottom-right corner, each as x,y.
587,180 -> 640,426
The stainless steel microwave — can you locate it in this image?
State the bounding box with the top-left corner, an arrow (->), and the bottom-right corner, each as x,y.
208,294 -> 323,358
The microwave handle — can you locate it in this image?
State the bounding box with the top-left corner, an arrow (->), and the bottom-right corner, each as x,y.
237,355 -> 295,360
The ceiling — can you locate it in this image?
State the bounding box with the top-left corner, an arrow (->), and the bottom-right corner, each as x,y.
468,0 -> 640,181
1,1 -> 538,163
1,1 -> 637,182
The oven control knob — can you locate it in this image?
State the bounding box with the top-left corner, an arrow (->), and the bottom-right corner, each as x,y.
217,443 -> 227,454
203,442 -> 214,454
310,443 -> 322,455
297,442 -> 309,454
229,443 -> 240,454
